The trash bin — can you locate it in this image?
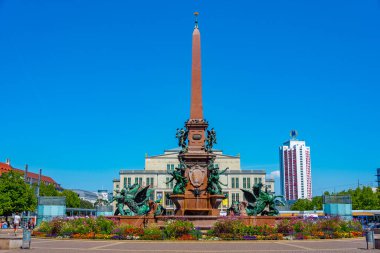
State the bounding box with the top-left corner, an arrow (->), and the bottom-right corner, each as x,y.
365,229 -> 374,249
21,229 -> 31,249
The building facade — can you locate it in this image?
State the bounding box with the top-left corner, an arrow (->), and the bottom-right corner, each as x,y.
71,189 -> 99,204
279,135 -> 312,201
0,159 -> 61,189
113,149 -> 274,214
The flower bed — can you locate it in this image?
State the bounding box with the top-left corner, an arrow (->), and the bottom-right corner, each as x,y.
32,216 -> 363,241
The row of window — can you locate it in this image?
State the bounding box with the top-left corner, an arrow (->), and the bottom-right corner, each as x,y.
117,176 -> 266,190
231,177 -> 262,189
166,163 -> 219,171
122,177 -> 154,188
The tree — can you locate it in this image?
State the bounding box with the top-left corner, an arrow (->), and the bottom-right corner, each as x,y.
311,196 -> 323,210
79,199 -> 94,209
61,190 -> 80,208
34,183 -> 60,197
291,199 -> 314,211
0,171 -> 37,217
341,186 -> 380,210
291,187 -> 380,211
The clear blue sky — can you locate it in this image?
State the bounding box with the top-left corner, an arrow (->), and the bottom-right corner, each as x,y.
1,1 -> 379,195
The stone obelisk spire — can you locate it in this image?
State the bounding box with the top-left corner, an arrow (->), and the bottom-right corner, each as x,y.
190,12 -> 203,120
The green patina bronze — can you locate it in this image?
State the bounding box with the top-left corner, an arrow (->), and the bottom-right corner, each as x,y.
176,128 -> 188,154
166,166 -> 188,195
205,128 -> 217,152
240,183 -> 285,216
112,183 -> 153,216
153,199 -> 166,216
207,158 -> 228,195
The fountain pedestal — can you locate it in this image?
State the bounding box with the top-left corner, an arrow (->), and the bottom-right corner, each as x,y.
171,194 -> 225,216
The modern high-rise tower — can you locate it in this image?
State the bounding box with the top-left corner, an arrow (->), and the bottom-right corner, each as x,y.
279,130 -> 312,200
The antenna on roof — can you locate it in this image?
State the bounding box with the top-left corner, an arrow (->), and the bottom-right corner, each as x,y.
290,130 -> 298,140
24,164 -> 28,183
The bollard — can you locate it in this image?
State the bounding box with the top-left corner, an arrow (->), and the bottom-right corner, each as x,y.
21,228 -> 31,249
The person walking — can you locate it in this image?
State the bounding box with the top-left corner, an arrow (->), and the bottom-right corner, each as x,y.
13,212 -> 21,235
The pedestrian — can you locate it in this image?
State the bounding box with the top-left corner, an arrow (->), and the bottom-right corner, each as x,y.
13,212 -> 21,235
27,219 -> 34,230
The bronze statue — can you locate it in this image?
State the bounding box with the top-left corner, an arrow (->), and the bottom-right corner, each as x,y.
166,167 -> 188,195
205,128 -> 217,152
176,128 -> 189,153
206,158 -> 228,195
112,184 -> 154,216
112,190 -> 126,216
240,183 -> 285,216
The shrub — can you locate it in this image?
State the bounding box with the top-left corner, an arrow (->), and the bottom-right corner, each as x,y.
276,218 -> 294,235
94,216 -> 115,234
35,221 -> 51,233
164,220 -> 194,239
141,225 -> 163,240
211,218 -> 244,237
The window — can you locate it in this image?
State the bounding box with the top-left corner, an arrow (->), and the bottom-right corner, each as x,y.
127,177 -> 131,186
254,177 -> 258,184
166,177 -> 173,189
123,178 -> 127,187
232,193 -> 240,202
167,164 -> 175,172
258,178 -> 262,184
236,178 -> 239,188
231,178 -> 235,188
135,177 -> 143,185
247,178 -> 251,188
116,184 -> 119,189
165,195 -> 173,206
243,178 -> 247,189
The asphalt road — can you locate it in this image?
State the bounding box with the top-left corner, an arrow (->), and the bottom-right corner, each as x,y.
4,237 -> 377,253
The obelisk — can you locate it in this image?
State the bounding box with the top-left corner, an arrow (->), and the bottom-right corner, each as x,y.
186,12 -> 208,152
190,12 -> 203,120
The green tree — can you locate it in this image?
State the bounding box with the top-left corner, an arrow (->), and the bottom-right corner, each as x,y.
0,171 -> 37,217
34,183 -> 60,197
79,199 -> 94,209
311,196 -> 323,210
60,190 -> 80,208
291,199 -> 314,211
342,186 -> 379,210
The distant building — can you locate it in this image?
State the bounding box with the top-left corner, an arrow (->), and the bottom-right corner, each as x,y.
376,168 -> 380,188
113,148 -> 275,215
71,189 -> 98,204
98,190 -> 108,200
0,159 -> 61,189
279,131 -> 312,200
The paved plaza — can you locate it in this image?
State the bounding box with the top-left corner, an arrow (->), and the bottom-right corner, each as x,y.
3,238 -> 378,253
